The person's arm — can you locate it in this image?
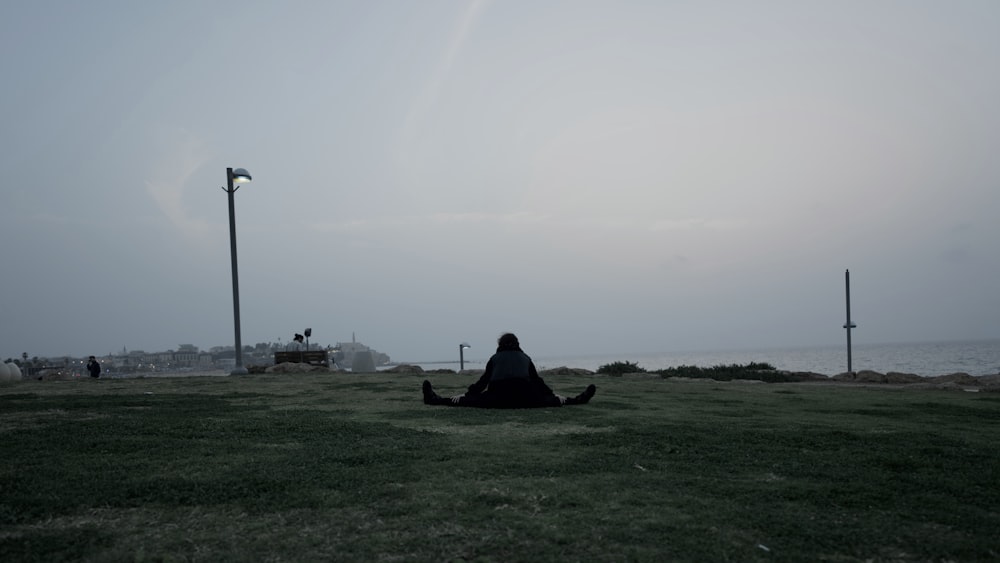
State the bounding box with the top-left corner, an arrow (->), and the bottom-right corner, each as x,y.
527,359 -> 554,394
449,357 -> 494,402
528,359 -> 564,402
465,357 -> 494,396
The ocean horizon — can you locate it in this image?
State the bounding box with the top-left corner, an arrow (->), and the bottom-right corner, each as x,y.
396,339 -> 1000,377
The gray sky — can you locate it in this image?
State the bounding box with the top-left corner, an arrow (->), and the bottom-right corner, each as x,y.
2,1 -> 998,363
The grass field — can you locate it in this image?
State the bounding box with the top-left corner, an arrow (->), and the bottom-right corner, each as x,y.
2,372 -> 999,562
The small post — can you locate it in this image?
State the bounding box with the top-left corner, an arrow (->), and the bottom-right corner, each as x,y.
843,269 -> 857,374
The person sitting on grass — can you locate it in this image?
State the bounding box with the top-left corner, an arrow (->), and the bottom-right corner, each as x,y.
422,332 -> 596,408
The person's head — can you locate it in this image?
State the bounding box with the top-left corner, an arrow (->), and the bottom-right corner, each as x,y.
496,332 -> 520,352
89,356 -> 96,360
294,333 -> 303,342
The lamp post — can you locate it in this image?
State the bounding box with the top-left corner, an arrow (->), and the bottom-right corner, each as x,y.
224,167 -> 252,375
459,342 -> 470,372
843,269 -> 857,374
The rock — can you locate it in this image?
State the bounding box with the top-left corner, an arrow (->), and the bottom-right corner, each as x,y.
383,364 -> 424,374
979,374 -> 1000,386
832,370 -> 887,383
854,370 -> 887,383
885,372 -> 923,384
930,372 -> 979,385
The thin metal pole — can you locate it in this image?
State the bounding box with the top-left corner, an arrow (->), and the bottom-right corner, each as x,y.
459,344 -> 465,371
843,269 -> 856,374
226,168 -> 247,375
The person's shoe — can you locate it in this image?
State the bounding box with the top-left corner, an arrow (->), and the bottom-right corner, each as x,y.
566,384 -> 597,405
422,380 -> 439,405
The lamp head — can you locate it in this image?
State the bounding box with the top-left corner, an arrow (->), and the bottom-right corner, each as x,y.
231,168 -> 252,183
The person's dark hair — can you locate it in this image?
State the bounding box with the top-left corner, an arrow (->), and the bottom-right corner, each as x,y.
496,332 -> 520,352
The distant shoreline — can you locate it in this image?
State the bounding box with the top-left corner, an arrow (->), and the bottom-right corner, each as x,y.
22,366 -> 999,392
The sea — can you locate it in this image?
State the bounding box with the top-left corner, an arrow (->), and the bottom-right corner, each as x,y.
397,339 -> 1000,377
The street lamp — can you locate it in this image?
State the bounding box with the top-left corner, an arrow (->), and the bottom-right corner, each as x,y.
459,342 -> 470,372
843,269 -> 857,374
224,167 -> 252,375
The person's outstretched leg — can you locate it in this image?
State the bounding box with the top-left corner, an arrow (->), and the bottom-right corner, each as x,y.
423,380 -> 481,407
564,384 -> 597,405
423,380 -> 452,406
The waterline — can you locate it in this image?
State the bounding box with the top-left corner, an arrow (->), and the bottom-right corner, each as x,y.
399,340 -> 1000,377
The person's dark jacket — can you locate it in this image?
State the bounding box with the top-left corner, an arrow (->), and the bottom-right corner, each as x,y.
466,349 -> 556,407
86,360 -> 101,378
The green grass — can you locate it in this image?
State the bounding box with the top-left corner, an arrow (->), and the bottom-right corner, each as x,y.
2,374 -> 999,562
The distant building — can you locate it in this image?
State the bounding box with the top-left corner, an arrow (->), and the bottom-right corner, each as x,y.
38,336 -> 393,375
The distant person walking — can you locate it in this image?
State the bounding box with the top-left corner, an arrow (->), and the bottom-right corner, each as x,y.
86,356 -> 101,378
422,332 -> 596,408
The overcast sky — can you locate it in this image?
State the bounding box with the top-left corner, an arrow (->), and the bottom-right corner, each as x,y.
2,1 -> 998,363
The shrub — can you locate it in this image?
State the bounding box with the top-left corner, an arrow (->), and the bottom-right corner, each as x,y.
596,361 -> 647,376
655,362 -> 781,381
